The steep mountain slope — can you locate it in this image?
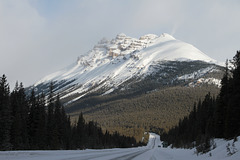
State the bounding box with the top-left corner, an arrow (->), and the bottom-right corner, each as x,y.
28,33 -> 224,139
30,33 -> 222,103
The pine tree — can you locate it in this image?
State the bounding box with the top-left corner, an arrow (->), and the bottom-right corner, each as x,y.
61,107 -> 71,149
214,60 -> 230,138
36,92 -> 47,149
28,89 -> 48,149
87,121 -> 99,148
54,94 -> 63,149
46,82 -> 59,149
0,75 -> 12,150
10,82 -> 29,149
76,112 -> 86,149
28,89 -> 39,149
225,51 -> 240,138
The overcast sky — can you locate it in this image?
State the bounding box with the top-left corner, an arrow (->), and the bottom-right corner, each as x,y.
0,0 -> 240,88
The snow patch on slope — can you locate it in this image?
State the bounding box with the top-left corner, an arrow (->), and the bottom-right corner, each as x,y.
178,66 -> 217,80
178,66 -> 222,87
188,78 -> 222,88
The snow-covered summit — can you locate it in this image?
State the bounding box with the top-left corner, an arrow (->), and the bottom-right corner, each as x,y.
34,33 -> 221,102
78,33 -> 216,64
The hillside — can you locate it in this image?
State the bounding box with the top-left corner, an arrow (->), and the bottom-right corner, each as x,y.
67,85 -> 220,140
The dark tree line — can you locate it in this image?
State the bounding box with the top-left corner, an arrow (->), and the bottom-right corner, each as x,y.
0,79 -> 137,150
71,112 -> 137,149
161,51 -> 240,152
161,93 -> 216,152
215,51 -> 240,139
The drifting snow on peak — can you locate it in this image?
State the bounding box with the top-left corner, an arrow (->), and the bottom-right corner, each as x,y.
34,33 -> 222,102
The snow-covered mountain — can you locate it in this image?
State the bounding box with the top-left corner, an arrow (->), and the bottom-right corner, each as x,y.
30,33 -> 223,105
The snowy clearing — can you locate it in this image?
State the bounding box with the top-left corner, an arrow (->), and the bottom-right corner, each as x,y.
0,133 -> 239,160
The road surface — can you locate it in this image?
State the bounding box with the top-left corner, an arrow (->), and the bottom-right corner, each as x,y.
0,133 -> 206,160
0,133 -> 168,160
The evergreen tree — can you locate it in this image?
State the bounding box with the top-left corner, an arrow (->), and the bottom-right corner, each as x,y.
10,82 -> 29,149
28,89 -> 39,149
87,121 -> 99,148
53,94 -> 61,148
61,107 -> 72,149
0,74 -> 12,150
54,94 -> 70,149
215,60 -> 229,138
225,51 -> 240,138
28,90 -> 47,149
46,82 -> 59,149
75,112 -> 86,149
36,93 -> 47,149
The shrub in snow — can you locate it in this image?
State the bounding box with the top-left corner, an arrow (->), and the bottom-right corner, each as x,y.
195,136 -> 211,155
226,140 -> 238,156
209,152 -> 212,157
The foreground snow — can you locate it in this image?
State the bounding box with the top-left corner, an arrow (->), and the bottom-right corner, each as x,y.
0,133 -> 239,160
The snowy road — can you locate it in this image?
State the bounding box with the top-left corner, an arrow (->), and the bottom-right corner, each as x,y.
0,133 -> 165,160
1,133 -> 239,160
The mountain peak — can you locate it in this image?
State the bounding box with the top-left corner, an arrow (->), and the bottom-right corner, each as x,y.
159,33 -> 176,40
116,33 -> 127,38
34,33 -> 222,102
90,33 -> 217,63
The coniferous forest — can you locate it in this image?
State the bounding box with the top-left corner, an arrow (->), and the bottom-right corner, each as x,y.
161,51 -> 240,153
0,79 -> 137,150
